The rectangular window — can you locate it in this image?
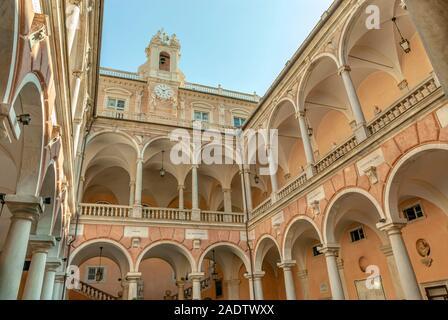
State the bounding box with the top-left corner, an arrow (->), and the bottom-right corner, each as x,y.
194,111 -> 209,122
106,97 -> 126,111
87,267 -> 105,282
233,116 -> 246,128
350,227 -> 365,243
425,285 -> 448,300
312,245 -> 322,257
403,204 -> 424,222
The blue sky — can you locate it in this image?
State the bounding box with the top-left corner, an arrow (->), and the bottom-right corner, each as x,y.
101,0 -> 334,95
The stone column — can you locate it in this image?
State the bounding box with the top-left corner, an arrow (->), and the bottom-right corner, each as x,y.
225,279 -> 240,300
40,258 -> 62,300
378,222 -> 422,300
52,272 -> 66,300
23,236 -> 56,300
338,65 -> 368,141
191,165 -> 200,221
0,195 -> 42,300
129,180 -> 135,206
126,272 -> 142,300
176,280 -> 185,300
320,245 -> 346,300
77,176 -> 85,204
267,145 -> 279,198
245,272 -> 265,300
178,185 -> 185,210
223,188 -> 232,213
278,261 -> 297,300
380,244 -> 405,300
405,0 -> 448,95
242,166 -> 253,213
71,71 -> 83,121
133,157 -> 143,218
297,111 -> 315,178
297,269 -> 310,300
66,0 -> 82,55
189,272 -> 204,300
336,258 -> 349,299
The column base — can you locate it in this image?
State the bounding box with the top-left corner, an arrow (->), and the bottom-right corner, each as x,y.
191,209 -> 201,221
304,164 -> 315,179
131,205 -> 142,218
354,125 -> 369,142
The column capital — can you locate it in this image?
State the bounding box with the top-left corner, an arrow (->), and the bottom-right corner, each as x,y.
296,110 -> 306,119
223,279 -> 241,286
136,156 -> 144,163
222,188 -> 232,194
244,271 -> 265,280
376,221 -> 407,235
68,0 -> 82,7
72,70 -> 83,79
45,257 -> 63,272
54,272 -> 66,283
319,244 -> 341,257
125,272 -> 142,282
177,184 -> 185,191
176,280 -> 186,287
297,269 -> 308,279
5,194 -> 43,221
28,235 -> 56,254
338,65 -> 351,75
277,260 -> 296,270
188,272 -> 205,281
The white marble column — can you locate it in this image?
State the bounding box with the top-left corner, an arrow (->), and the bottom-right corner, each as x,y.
191,165 -> 200,221
23,236 -> 56,300
278,261 -> 297,300
66,0 -> 82,55
129,180 -> 135,206
223,188 -> 232,213
242,167 -> 253,213
176,280 -> 185,300
297,269 -> 310,300
297,111 -> 315,178
189,273 -> 204,300
380,244 -> 405,299
320,245 -> 346,300
77,176 -> 85,204
268,146 -> 279,198
245,272 -> 265,300
40,259 -> 62,300
71,71 -> 83,121
338,65 -> 368,141
225,279 -> 240,300
178,185 -> 185,210
378,223 -> 422,300
0,196 -> 42,300
133,157 -> 143,218
52,272 -> 66,300
126,272 -> 142,300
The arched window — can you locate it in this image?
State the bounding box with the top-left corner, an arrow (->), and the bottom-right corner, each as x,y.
159,52 -> 171,71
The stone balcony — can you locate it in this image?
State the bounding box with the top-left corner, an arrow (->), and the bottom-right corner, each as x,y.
79,203 -> 246,227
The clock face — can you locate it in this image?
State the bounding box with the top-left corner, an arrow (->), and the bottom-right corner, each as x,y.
154,84 -> 174,100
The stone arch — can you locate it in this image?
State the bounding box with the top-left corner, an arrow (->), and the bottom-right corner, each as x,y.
323,187 -> 387,245
86,130 -> 140,157
135,240 -> 197,277
70,238 -> 134,275
254,234 -> 282,272
12,73 -> 46,196
198,242 -> 251,274
282,215 -> 323,262
384,143 -> 448,222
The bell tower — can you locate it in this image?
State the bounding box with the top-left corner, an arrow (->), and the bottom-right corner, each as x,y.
138,29 -> 185,84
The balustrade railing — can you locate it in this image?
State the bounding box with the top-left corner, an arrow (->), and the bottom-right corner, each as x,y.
142,207 -> 192,221
201,211 -> 245,223
315,136 -> 358,174
367,76 -> 439,135
277,172 -> 307,201
80,203 -> 131,218
75,281 -> 118,300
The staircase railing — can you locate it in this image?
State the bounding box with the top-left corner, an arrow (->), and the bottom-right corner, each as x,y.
74,281 -> 119,300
